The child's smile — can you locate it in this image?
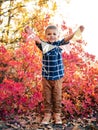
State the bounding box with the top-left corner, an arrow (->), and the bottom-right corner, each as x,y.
45,29 -> 59,43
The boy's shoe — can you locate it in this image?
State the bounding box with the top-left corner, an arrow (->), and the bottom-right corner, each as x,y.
41,113 -> 51,125
54,113 -> 62,124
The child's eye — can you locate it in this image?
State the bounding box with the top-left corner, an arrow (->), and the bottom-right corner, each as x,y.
47,33 -> 57,35
47,33 -> 51,35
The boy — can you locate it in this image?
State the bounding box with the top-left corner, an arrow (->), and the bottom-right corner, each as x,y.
25,25 -> 84,125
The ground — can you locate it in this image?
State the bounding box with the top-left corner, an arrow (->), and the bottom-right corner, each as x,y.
0,112 -> 98,130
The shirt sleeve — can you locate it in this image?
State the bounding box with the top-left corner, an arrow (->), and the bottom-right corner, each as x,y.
35,42 -> 42,51
59,39 -> 69,46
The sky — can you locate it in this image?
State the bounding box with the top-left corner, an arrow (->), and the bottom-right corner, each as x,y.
53,0 -> 98,58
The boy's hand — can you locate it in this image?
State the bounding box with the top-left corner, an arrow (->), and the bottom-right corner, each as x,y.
79,25 -> 85,32
23,26 -> 41,43
27,32 -> 41,43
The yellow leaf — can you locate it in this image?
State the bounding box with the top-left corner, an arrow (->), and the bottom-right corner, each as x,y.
52,2 -> 57,11
71,28 -> 82,42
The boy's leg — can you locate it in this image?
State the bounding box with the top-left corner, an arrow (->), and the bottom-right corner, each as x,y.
41,77 -> 52,124
52,78 -> 63,124
42,77 -> 52,113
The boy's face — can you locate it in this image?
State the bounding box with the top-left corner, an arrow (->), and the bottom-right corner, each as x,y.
45,28 -> 59,43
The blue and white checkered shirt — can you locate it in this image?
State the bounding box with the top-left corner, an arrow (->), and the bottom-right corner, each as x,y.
36,39 -> 69,80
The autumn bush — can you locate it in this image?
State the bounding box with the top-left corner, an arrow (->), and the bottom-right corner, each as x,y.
0,38 -> 98,119
62,51 -> 98,118
0,43 -> 43,118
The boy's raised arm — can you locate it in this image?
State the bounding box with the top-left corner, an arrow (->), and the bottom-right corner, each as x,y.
64,25 -> 84,42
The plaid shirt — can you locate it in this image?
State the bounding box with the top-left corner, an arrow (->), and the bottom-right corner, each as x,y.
36,39 -> 69,80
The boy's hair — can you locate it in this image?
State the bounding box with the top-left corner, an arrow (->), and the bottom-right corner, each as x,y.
45,25 -> 58,33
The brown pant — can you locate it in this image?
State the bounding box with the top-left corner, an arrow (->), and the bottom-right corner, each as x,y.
42,77 -> 63,113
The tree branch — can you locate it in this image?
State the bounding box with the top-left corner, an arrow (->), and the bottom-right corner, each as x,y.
0,5 -> 25,16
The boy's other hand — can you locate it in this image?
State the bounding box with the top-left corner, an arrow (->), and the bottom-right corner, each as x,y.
79,25 -> 85,32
